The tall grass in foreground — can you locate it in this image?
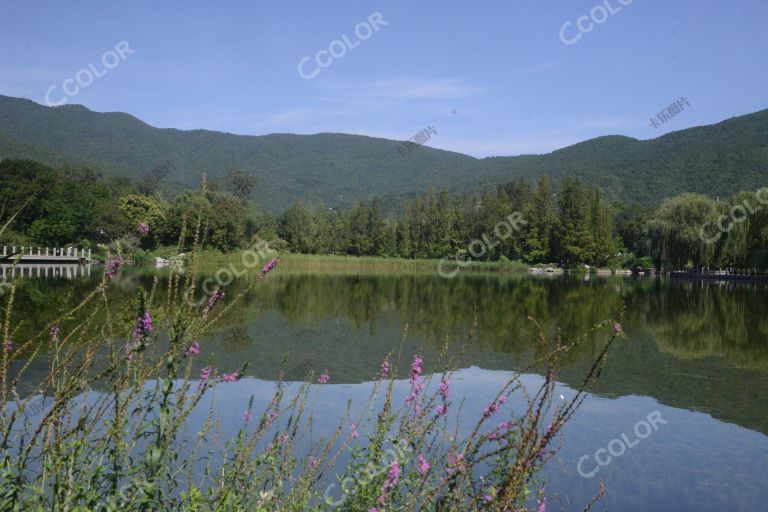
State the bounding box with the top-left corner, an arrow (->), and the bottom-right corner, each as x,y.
0,204 -> 618,511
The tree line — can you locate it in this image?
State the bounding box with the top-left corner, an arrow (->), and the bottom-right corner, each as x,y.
1,159 -> 766,271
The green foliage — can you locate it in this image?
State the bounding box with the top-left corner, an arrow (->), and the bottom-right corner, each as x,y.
225,169 -> 257,200
276,177 -> 621,268
0,159 -> 131,246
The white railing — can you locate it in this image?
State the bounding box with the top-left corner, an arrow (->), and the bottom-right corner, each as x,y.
1,246 -> 92,261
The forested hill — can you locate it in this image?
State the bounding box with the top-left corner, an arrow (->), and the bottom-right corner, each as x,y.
471,110 -> 768,204
0,94 -> 766,211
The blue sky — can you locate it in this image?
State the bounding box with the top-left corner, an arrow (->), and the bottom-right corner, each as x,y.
1,0 -> 766,157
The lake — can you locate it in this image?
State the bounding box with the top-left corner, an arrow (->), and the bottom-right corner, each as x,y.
6,265 -> 768,511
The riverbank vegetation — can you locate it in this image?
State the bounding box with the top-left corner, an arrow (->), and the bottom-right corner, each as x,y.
1,158 -> 767,272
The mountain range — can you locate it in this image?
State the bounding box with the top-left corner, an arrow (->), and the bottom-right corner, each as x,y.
0,94 -> 766,211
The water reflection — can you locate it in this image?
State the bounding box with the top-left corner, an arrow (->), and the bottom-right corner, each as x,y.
1,263 -> 93,280
6,268 -> 768,511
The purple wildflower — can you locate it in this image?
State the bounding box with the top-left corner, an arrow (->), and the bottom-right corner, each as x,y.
446,452 -> 465,476
380,358 -> 390,378
185,340 -> 200,357
417,454 -> 430,475
410,354 -> 423,380
538,496 -> 547,512
378,460 -> 401,507
106,257 -> 124,280
435,376 -> 450,417
202,290 -> 225,318
259,257 -> 280,279
438,378 -> 450,399
483,395 -> 506,418
405,354 -> 424,413
220,372 -> 238,383
614,322 -> 623,335
244,410 -> 253,423
483,402 -> 499,418
136,223 -> 150,236
132,312 -> 153,340
199,366 -> 212,386
317,369 -> 330,384
309,455 -> 319,468
350,422 -> 359,439
49,324 -> 59,344
4,339 -> 12,354
266,409 -> 278,427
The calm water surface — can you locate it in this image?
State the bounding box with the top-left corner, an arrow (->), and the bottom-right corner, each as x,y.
7,266 -> 768,511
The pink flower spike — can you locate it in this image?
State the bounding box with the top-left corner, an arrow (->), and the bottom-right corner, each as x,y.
198,366 -> 212,387
185,340 -> 200,357
614,322 -> 623,335
380,358 -> 390,378
220,372 -> 238,383
243,410 -> 252,423
417,454 -> 430,475
105,257 -> 124,280
317,369 -> 330,384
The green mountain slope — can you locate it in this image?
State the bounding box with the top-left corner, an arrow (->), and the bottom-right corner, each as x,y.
472,111 -> 768,204
0,94 -> 766,210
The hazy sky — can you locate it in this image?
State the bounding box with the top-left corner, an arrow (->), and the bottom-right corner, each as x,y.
1,0 -> 766,157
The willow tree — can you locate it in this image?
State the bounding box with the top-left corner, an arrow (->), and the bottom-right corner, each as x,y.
719,190 -> 768,270
646,193 -> 720,271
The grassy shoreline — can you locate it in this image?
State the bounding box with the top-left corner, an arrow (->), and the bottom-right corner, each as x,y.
163,250 -> 533,275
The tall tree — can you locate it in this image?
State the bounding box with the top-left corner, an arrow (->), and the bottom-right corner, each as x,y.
226,169 -> 258,201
